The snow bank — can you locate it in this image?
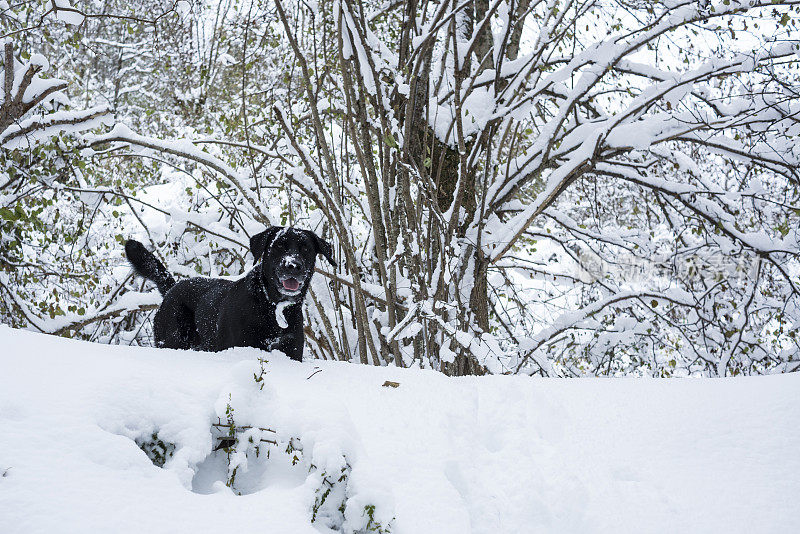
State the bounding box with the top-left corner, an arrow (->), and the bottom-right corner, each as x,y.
1,326 -> 798,533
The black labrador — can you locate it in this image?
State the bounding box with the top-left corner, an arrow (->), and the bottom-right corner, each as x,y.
124,227 -> 334,361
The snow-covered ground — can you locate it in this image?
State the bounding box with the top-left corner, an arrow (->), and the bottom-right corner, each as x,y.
1,326 -> 798,533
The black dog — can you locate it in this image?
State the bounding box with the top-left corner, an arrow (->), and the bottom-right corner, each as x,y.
124,227 -> 334,361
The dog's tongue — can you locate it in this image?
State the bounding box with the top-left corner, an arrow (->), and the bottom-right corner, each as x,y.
282,278 -> 300,291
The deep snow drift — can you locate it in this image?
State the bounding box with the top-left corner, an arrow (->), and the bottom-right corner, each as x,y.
1,326 -> 798,533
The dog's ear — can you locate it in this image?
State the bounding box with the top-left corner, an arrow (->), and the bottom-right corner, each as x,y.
307,231 -> 335,266
250,226 -> 282,262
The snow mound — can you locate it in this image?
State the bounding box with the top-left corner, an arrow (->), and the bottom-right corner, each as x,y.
0,326 -> 798,533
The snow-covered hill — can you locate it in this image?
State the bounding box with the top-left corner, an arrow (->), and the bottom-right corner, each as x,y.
1,326 -> 798,533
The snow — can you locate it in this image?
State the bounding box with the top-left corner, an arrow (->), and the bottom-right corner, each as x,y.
27,54 -> 49,71
275,300 -> 292,329
35,291 -> 160,334
48,0 -> 85,26
176,0 -> 191,16
2,106 -> 112,149
1,326 -> 799,533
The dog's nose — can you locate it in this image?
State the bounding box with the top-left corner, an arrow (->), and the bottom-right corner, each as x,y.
281,255 -> 303,275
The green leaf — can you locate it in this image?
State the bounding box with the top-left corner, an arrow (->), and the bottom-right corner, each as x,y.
0,207 -> 15,221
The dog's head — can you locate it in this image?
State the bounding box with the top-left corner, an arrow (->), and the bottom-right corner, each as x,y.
250,226 -> 334,302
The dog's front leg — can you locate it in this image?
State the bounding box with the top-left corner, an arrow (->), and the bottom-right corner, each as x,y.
262,332 -> 303,361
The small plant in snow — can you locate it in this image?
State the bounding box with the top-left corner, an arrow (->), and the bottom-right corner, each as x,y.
307,457 -> 393,533
253,357 -> 268,390
311,463 -> 350,529
210,391 -> 390,530
211,396 -> 279,493
224,395 -> 236,441
135,432 -> 175,468
221,395 -> 240,489
361,504 -> 392,534
285,437 -> 302,466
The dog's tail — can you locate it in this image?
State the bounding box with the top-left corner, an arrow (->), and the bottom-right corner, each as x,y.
124,240 -> 176,296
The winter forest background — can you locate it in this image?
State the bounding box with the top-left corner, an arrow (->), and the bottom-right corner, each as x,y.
0,0 -> 798,377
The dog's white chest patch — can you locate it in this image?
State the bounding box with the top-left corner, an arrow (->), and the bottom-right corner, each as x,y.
275,301 -> 292,329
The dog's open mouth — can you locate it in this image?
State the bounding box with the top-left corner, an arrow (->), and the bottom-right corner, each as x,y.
281,278 -> 300,291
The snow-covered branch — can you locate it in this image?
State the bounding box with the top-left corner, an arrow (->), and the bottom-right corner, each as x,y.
0,42 -> 110,149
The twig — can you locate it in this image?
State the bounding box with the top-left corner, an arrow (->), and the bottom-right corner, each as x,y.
306,367 -> 323,380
